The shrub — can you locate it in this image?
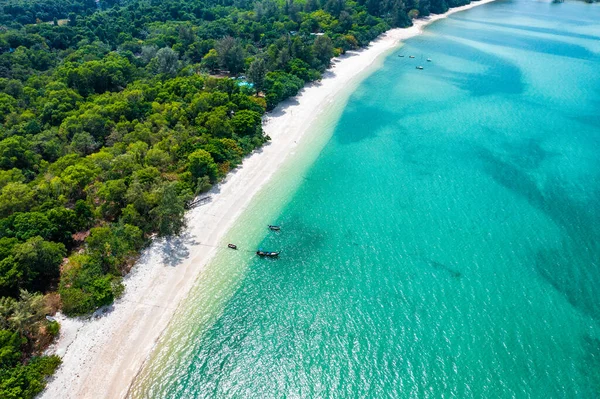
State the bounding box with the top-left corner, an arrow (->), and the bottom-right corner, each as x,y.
59,288 -> 94,316
46,321 -> 60,337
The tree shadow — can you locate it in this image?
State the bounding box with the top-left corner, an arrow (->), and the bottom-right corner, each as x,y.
265,96 -> 300,119
92,304 -> 115,319
159,232 -> 199,267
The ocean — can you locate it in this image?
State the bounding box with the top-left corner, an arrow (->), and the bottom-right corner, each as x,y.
129,1 -> 600,397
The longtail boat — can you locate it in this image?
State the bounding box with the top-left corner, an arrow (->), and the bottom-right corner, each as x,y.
256,250 -> 279,257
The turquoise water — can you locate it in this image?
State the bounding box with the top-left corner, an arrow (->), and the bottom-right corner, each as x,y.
130,1 -> 600,397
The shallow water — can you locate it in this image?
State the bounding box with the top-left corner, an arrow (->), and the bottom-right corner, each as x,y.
130,1 -> 600,397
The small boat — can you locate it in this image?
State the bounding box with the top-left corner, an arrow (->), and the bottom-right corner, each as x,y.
268,225 -> 281,231
256,250 -> 279,257
409,55 -> 415,59
427,58 -> 432,62
228,243 -> 237,250
416,66 -> 424,70
398,55 -> 405,57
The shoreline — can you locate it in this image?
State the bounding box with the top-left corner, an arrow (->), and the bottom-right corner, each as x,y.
40,1 -> 496,397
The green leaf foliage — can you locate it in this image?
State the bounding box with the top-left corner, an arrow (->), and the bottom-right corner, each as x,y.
0,355 -> 61,399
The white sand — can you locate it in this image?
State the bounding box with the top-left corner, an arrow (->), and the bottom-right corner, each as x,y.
40,1 -> 496,397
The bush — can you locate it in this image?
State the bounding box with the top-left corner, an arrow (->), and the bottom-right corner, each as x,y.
88,276 -> 115,308
188,149 -> 218,183
59,287 -> 94,316
46,321 -> 60,337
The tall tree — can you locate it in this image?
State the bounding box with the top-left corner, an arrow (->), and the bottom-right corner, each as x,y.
247,57 -> 267,94
151,183 -> 186,237
155,47 -> 180,76
313,35 -> 335,68
13,237 -> 66,292
216,36 -> 246,75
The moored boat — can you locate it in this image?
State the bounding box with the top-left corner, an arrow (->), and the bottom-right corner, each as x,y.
256,250 -> 279,257
416,66 -> 424,70
268,225 -> 281,231
228,243 -> 237,250
409,55 -> 415,58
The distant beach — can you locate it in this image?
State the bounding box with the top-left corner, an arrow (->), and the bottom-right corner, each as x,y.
40,1 -> 497,397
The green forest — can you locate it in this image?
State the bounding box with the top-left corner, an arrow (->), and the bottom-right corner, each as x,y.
0,0 -> 475,395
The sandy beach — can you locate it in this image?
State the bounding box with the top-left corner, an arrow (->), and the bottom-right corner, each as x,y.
40,1 -> 496,397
